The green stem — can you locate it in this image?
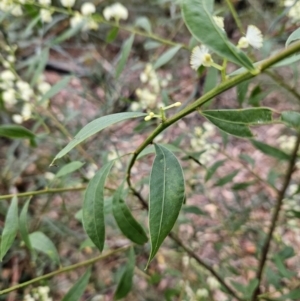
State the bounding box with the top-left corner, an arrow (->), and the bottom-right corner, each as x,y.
224,0 -> 244,33
126,40 -> 300,189
0,186 -> 87,201
0,245 -> 131,296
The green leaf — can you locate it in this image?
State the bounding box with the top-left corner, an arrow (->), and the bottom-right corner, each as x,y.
114,247 -> 135,300
30,48 -> 49,86
205,159 -> 226,182
19,199 -> 32,251
39,76 -> 71,104
232,181 -> 256,190
56,161 -> 85,178
144,41 -> 161,51
182,205 -> 205,215
0,196 -> 18,261
52,112 -> 146,164
237,81 -> 249,106
273,254 -> 295,279
281,111 -> 300,131
251,140 -> 290,161
83,161 -> 114,252
50,22 -> 84,45
202,108 -> 273,124
135,16 -> 152,33
273,54 -> 300,67
0,125 -> 35,140
214,170 -> 239,186
113,186 -> 148,245
203,67 -> 218,94
29,231 -> 60,265
147,144 -> 185,267
181,0 -> 254,71
115,34 -> 135,79
62,268 -> 91,301
202,115 -> 253,138
286,27 -> 300,47
153,45 -> 182,69
239,153 -> 255,167
106,27 -> 119,43
278,288 -> 300,300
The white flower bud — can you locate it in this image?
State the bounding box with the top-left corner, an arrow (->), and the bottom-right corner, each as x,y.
39,0 -> 51,5
11,5 -> 23,16
61,0 -> 76,8
1,69 -> 15,82
38,82 -> 51,94
207,276 -> 220,290
70,12 -> 84,28
12,114 -> 23,124
3,89 -> 17,105
40,9 -> 53,23
103,3 -> 128,21
81,2 -> 96,16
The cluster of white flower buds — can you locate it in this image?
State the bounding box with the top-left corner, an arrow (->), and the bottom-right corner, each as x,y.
131,64 -> 173,113
0,44 -> 51,124
190,123 -> 219,165
24,286 -> 52,301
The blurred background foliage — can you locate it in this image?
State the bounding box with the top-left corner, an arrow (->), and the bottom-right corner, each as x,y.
1,0 -> 300,300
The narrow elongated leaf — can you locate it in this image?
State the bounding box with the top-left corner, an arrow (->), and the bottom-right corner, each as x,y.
202,116 -> 253,138
182,205 -> 205,215
50,22 -> 83,45
278,288 -> 300,300
31,48 -> 49,86
286,27 -> 300,47
205,159 -> 226,182
237,81 -> 249,106
153,45 -> 182,69
232,181 -> 256,190
52,112 -> 146,164
115,34 -> 135,78
0,197 -> 18,261
202,108 -> 273,124
147,144 -> 185,266
83,161 -> 114,252
113,186 -> 148,245
181,0 -> 254,71
251,140 -> 290,161
56,161 -> 85,178
281,111 -> 300,131
203,67 -> 218,94
19,199 -> 32,251
62,268 -> 91,301
29,232 -> 60,265
230,54 -> 300,76
106,27 -> 119,43
39,76 -> 71,104
0,125 -> 35,140
135,17 -> 152,33
114,248 -> 135,300
214,170 -> 239,186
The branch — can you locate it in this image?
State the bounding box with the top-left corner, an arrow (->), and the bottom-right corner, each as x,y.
251,133 -> 300,301
129,187 -> 244,301
126,40 -> 300,188
169,232 -> 244,301
0,245 -> 131,296
0,186 -> 87,201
